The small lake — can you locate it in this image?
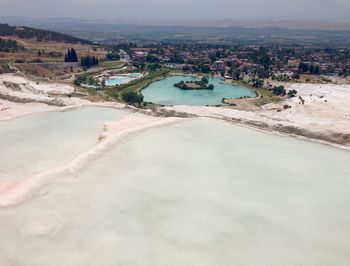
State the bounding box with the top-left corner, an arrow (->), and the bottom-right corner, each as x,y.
142,76 -> 256,106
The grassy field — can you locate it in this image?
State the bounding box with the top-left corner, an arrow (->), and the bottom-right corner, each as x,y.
0,35 -> 109,80
253,87 -> 283,106
13,62 -> 89,80
99,60 -> 125,70
0,63 -> 12,74
0,36 -> 106,63
233,80 -> 282,107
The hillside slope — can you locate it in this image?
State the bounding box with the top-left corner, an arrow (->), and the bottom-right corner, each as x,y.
0,23 -> 91,45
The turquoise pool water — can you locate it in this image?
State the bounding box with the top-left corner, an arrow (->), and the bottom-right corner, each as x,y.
142,76 -> 256,106
130,73 -> 142,77
106,73 -> 142,86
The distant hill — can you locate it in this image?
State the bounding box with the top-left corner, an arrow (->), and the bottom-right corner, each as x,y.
0,38 -> 25,52
176,20 -> 350,31
0,23 -> 91,45
2,17 -> 350,32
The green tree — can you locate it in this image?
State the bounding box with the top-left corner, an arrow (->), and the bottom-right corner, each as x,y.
201,76 -> 209,84
122,92 -> 144,106
70,48 -> 78,62
81,56 -> 99,68
64,48 -> 79,62
200,65 -> 210,73
272,85 -> 286,96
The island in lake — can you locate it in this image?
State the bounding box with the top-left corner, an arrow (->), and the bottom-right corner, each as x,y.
174,76 -> 214,90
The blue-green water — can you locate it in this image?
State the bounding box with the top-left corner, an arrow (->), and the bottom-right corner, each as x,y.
142,76 -> 256,106
106,73 -> 142,86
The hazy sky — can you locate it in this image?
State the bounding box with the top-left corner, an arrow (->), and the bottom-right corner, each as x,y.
0,0 -> 349,21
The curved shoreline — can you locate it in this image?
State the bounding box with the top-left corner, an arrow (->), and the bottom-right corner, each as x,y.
2,72 -> 349,152
0,100 -> 126,122
1,101 -> 350,207
212,116 -> 350,151
2,100 -> 350,151
140,74 -> 257,105
160,105 -> 350,151
0,114 -> 186,207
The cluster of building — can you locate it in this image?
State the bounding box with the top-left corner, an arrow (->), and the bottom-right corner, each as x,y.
123,45 -> 350,78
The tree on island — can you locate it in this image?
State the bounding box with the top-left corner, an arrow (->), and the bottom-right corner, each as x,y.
174,76 -> 214,90
201,76 -> 209,84
64,48 -> 78,62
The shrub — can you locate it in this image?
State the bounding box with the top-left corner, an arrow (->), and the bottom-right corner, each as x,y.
272,85 -> 286,96
287,89 -> 298,98
122,91 -> 144,105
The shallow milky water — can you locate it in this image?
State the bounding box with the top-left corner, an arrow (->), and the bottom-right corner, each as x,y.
142,76 -> 256,106
1,115 -> 350,266
0,106 -> 127,181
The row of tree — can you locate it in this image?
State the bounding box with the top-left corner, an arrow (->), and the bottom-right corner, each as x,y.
271,86 -> 297,98
81,56 -> 99,68
298,62 -> 321,75
106,52 -> 120,61
64,48 -> 100,69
